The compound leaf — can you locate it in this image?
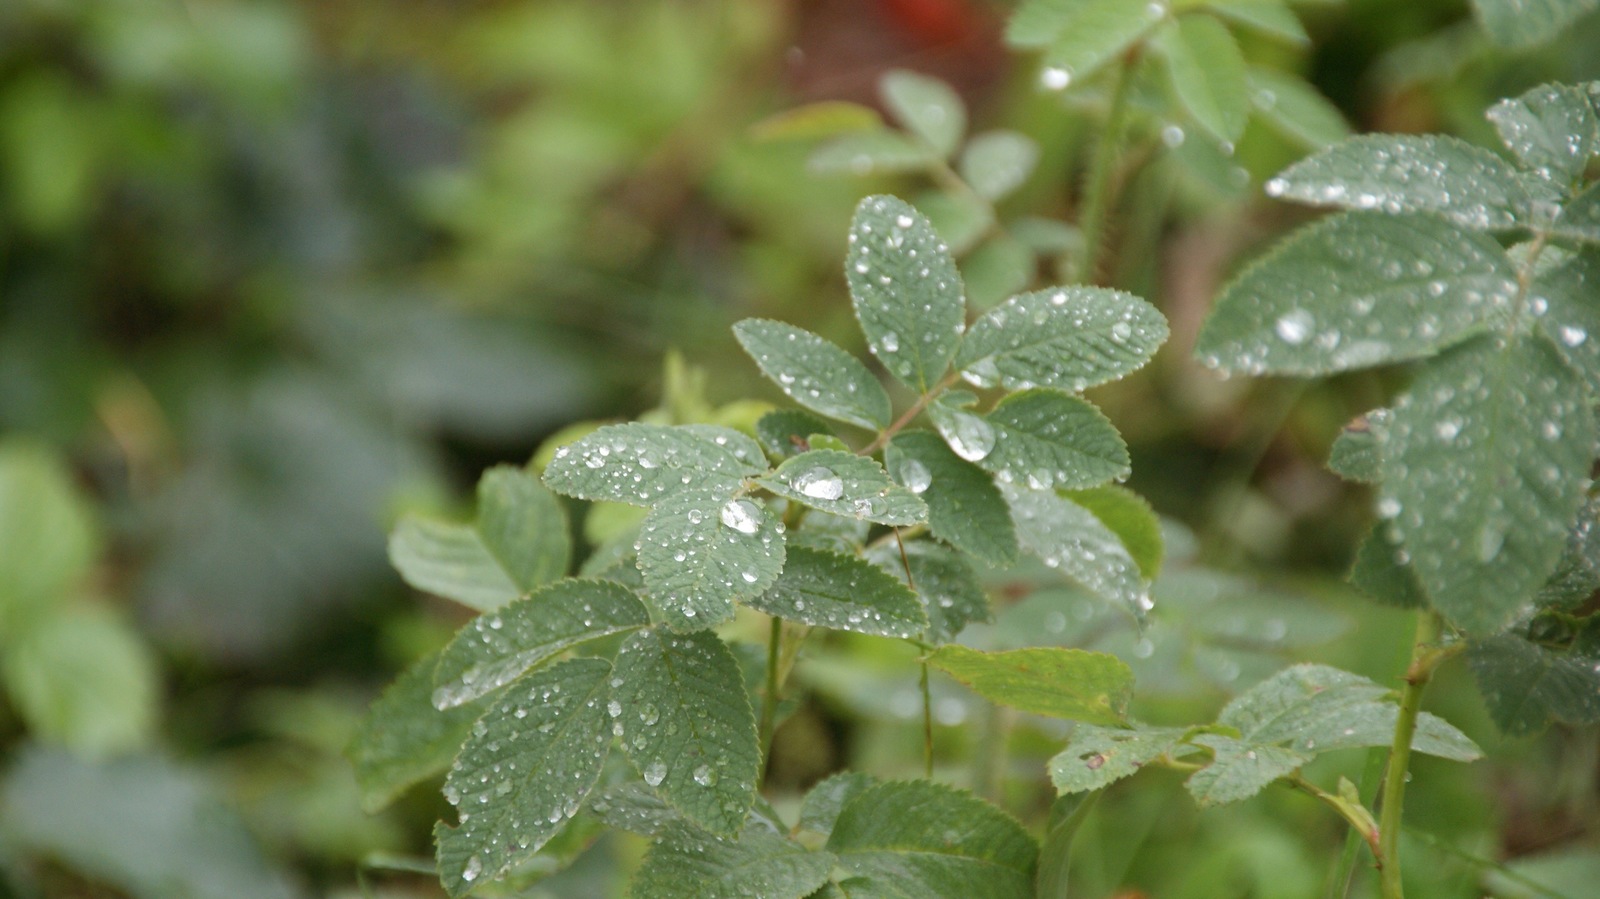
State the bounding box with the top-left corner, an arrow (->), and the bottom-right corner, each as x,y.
758,450 -> 926,526
927,644 -> 1133,725
431,579 -> 651,709
611,629 -> 761,836
734,319 -> 892,430
1195,212 -> 1519,376
847,196 -> 966,392
867,541 -> 991,644
544,423 -> 764,507
636,490 -> 786,631
886,431 -> 1018,566
955,287 -> 1168,393
744,546 -> 927,638
826,781 -> 1038,899
1377,336 -> 1594,634
435,658 -> 613,897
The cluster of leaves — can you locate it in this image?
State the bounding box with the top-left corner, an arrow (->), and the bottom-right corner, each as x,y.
351,192 -> 1176,896
1197,80 -> 1600,736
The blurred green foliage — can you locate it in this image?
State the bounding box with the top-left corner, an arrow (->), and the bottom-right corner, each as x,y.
1,0 -> 1599,897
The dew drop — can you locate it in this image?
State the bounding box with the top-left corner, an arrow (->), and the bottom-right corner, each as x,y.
720,499 -> 763,534
693,764 -> 717,786
643,762 -> 667,787
1040,66 -> 1072,90
1274,309 -> 1314,345
795,467 -> 845,500
896,458 -> 933,494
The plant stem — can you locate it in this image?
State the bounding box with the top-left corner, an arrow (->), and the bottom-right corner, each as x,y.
970,702 -> 1011,801
1327,747 -> 1389,899
920,660 -> 935,779
1378,612 -> 1445,899
758,615 -> 783,769
1073,50 -> 1138,285
860,371 -> 962,457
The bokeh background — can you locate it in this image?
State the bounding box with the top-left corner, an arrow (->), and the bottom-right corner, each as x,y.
1,1 -> 1598,897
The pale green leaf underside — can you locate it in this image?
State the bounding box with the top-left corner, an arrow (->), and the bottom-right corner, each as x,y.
388,519 -> 522,613
826,781 -> 1038,899
633,823 -> 833,899
1247,67 -> 1352,150
886,431 -> 1018,566
1487,81 -> 1600,186
1378,336 -> 1594,634
476,466 -> 570,594
1195,212 -> 1519,376
744,546 -> 927,637
757,449 -> 927,526
882,69 -> 966,159
1163,14 -> 1250,144
611,629 -> 761,836
1470,0 -> 1600,49
799,772 -> 880,837
1003,483 -> 1150,618
1185,735 -> 1306,806
347,651 -> 484,813
1208,0 -> 1309,44
435,657 -> 613,897
928,644 -> 1133,725
975,389 -> 1130,489
955,287 -> 1169,393
431,579 -> 650,709
959,131 -> 1039,202
847,195 -> 966,392
1271,134 -> 1558,230
636,489 -> 786,631
1067,484 -> 1164,580
1049,724 -> 1187,794
733,319 -> 892,430
543,423 -> 764,507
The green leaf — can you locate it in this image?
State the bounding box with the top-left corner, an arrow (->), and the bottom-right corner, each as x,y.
1265,135 -> 1555,231
964,389 -> 1130,489
886,431 -> 1018,566
847,195 -> 966,392
882,70 -> 966,159
1536,496 -> 1600,609
588,782 -> 682,837
1327,412 -> 1387,484
752,101 -> 883,142
1536,245 -> 1600,397
758,449 -> 927,526
1,605 -> 157,759
960,234 -> 1036,312
799,772 -> 880,837
633,822 -> 833,899
1247,67 -> 1352,150
637,489 -> 786,631
958,130 -> 1039,201
788,509 -> 872,555
479,466 -> 571,591
917,189 -> 995,255
431,579 -> 651,709
809,131 -> 939,176
927,644 -> 1133,725
1005,0 -> 1087,48
1027,0 -> 1167,91
954,287 -> 1168,393
1066,485 -> 1164,580
0,440 -> 98,631
826,781 -> 1038,899
867,541 -> 992,643
1487,81 -> 1600,186
435,657 -> 614,897
1552,180 -> 1600,245
1049,723 -> 1187,794
734,319 -> 892,430
1162,14 -> 1250,144
611,629 -> 761,835
1467,619 -> 1600,736
1377,336 -> 1595,634
1035,793 -> 1099,899
347,650 -> 485,813
1195,212 -> 1519,376
1470,0 -> 1600,49
543,423 -> 765,507
1207,0 -> 1309,44
1349,526 -> 1428,609
756,410 -> 837,460
1184,735 -> 1307,806
389,518 -> 521,612
1003,484 -> 1150,618
744,546 -> 927,637
1217,664 -> 1479,762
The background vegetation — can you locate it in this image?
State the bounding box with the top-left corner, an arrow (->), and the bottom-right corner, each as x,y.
2,0 -> 1599,897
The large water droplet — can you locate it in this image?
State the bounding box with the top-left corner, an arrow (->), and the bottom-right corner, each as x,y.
693,764 -> 717,786
896,458 -> 933,494
795,467 -> 844,500
643,762 -> 667,787
940,411 -> 996,462
720,499 -> 762,534
462,855 -> 483,882
1275,309 -> 1314,345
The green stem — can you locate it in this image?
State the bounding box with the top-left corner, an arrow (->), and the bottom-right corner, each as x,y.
920,660 -> 934,779
1328,747 -> 1389,899
1378,612 -> 1445,899
860,371 -> 962,457
970,702 -> 1011,801
758,616 -> 783,770
1073,51 -> 1138,285
1284,774 -> 1381,863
